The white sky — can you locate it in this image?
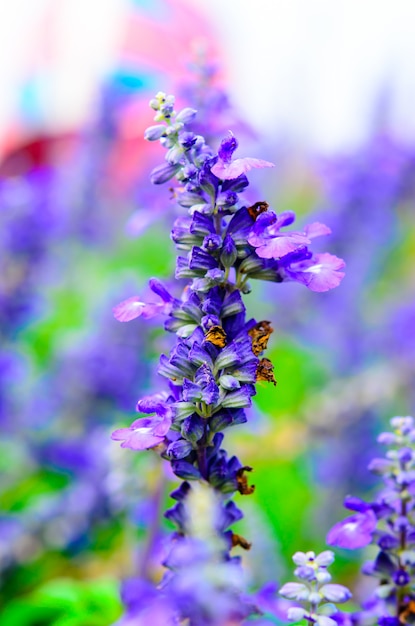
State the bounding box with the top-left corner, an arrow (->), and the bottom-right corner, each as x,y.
193,0 -> 415,152
0,0 -> 415,154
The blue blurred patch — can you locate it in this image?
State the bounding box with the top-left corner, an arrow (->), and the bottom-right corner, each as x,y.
128,0 -> 169,19
109,68 -> 157,95
19,78 -> 44,124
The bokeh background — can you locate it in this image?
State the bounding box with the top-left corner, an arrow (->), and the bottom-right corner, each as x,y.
1,0 -> 415,623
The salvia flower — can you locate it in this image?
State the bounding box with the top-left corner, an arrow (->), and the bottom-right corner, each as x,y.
111,406 -> 173,451
327,416 -> 415,624
279,550 -> 351,626
111,92 -> 345,622
210,133 -> 274,180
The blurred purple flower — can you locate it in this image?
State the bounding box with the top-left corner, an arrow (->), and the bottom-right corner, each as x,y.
327,510 -> 377,549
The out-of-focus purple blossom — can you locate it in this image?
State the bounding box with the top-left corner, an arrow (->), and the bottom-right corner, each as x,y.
328,416 -> 415,624
327,510 -> 377,550
117,483 -> 257,625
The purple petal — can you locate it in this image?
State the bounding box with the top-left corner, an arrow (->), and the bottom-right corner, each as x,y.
320,583 -> 352,603
121,431 -> 164,450
326,511 -> 377,549
152,411 -> 173,436
140,302 -> 167,319
136,392 -> 169,413
218,134 -> 238,163
211,157 -> 274,180
315,550 -> 335,566
292,551 -> 308,565
111,427 -> 136,441
149,278 -> 173,303
287,607 -> 307,621
111,419 -> 163,450
304,222 -> 332,239
113,297 -> 146,322
251,210 -> 278,234
288,253 -> 345,292
279,582 -> 308,599
111,413 -> 171,451
344,495 -> 370,512
253,233 -> 310,259
274,211 -> 296,229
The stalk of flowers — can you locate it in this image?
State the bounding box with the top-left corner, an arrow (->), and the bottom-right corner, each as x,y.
111,91 -> 345,620
327,416 -> 415,625
279,550 -> 351,626
115,482 -> 255,625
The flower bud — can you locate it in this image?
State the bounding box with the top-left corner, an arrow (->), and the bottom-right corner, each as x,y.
144,124 -> 166,141
166,439 -> 194,460
220,234 -> 238,268
150,162 -> 181,185
176,107 -> 197,124
171,460 -> 201,481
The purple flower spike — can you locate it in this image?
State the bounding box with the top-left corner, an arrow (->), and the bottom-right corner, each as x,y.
111,409 -> 172,451
280,549 -> 350,626
326,510 -> 377,549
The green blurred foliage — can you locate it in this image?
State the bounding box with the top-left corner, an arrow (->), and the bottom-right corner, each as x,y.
0,579 -> 122,626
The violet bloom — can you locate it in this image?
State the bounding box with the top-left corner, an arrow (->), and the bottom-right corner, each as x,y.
112,407 -> 172,450
211,133 -> 274,180
247,211 -> 345,291
327,510 -> 377,549
285,252 -> 346,292
113,278 -> 174,322
247,211 -> 324,259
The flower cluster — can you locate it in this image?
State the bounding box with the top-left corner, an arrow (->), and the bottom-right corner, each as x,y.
327,416 -> 415,624
279,550 -> 351,626
111,91 -> 345,621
